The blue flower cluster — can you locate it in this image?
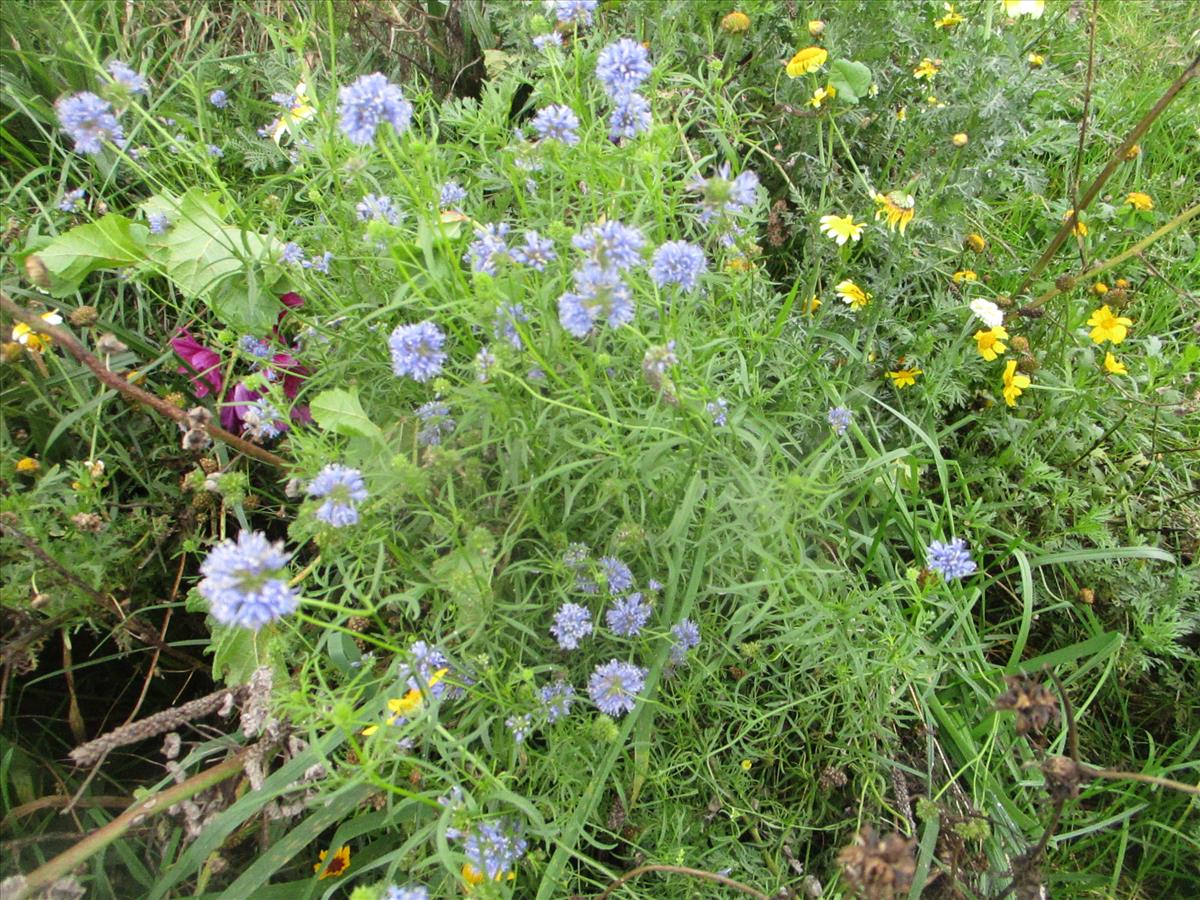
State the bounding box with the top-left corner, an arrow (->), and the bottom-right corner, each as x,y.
670,619 -> 701,665
650,240 -> 707,292
198,531 -> 299,630
510,231 -> 557,271
147,212 -> 170,234
307,464 -> 368,527
58,188 -> 86,213
209,89 -> 228,109
389,321 -> 447,382
106,60 -> 149,95
588,659 -> 646,717
384,886 -> 428,900
550,602 -> 593,650
555,0 -> 598,26
606,592 -> 651,637
689,162 -> 760,245
439,180 -> 467,208
415,400 -> 456,447
538,679 -> 576,722
464,223 -> 511,275
55,92 -> 125,155
461,818 -> 528,882
827,406 -> 854,435
531,104 -> 581,145
337,72 -> 413,145
927,537 -> 978,580
356,192 -> 401,225
596,38 -> 653,143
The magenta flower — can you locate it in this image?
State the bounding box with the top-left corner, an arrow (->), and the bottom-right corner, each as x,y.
171,329 -> 224,398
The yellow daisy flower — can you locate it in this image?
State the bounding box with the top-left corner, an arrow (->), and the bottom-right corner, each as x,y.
314,846 -> 351,879
1124,144 -> 1141,161
1091,282 -> 1108,295
16,457 -> 41,474
1002,359 -> 1031,406
808,20 -> 825,37
835,279 -> 871,309
965,233 -> 987,252
934,3 -> 965,28
786,46 -> 828,77
269,81 -> 317,145
804,295 -> 822,314
818,214 -> 865,245
913,57 -> 941,80
808,85 -> 837,108
1103,352 -> 1127,375
361,668 -> 448,735
11,311 -> 63,353
873,191 -> 915,234
720,11 -> 751,33
1086,305 -> 1133,345
952,132 -> 969,147
896,106 -> 907,122
887,367 -> 923,388
1125,191 -> 1153,211
1004,0 -> 1045,18
1028,52 -> 1045,67
1063,209 -> 1088,236
974,326 -> 1009,361
952,270 -> 978,283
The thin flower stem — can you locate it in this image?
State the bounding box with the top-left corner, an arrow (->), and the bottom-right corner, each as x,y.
1022,201 -> 1200,310
1012,52 -> 1199,298
0,292 -> 289,469
1082,767 -> 1200,796
595,863 -> 770,900
1070,0 -> 1100,270
14,748 -> 254,900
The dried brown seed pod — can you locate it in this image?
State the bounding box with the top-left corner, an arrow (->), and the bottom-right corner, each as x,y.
838,826 -> 916,899
995,674 -> 1060,739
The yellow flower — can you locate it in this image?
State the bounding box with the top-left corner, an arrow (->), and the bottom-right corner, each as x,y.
1126,191 -> 1153,211
720,11 -> 751,33
1086,305 -> 1133,345
974,326 -> 1009,361
808,85 -> 837,108
896,105 -> 907,122
934,3 -> 965,28
463,863 -> 517,888
725,257 -> 753,273
786,46 -> 828,77
16,457 -> 40,474
1114,277 -> 1130,289
818,213 -> 865,245
926,95 -> 945,107
835,279 -> 871,309
1002,359 -> 1031,406
1004,0 -> 1045,18
952,269 -> 978,283
873,191 -> 915,234
1103,352 -> 1127,375
913,57 -> 941,80
11,311 -> 63,353
804,294 -> 822,314
740,758 -> 754,770
361,668 -> 448,735
1091,282 -> 1108,295
887,368 -> 923,388
1123,143 -> 1141,161
1063,209 -> 1087,236
314,846 -> 351,879
269,81 -> 317,145
965,233 -> 987,253
808,20 -> 825,37
952,132 -> 969,147
1028,52 -> 1045,67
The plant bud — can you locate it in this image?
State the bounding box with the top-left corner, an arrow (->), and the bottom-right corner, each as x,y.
24,254 -> 49,288
1055,274 -> 1076,291
69,306 -> 99,327
1010,335 -> 1030,353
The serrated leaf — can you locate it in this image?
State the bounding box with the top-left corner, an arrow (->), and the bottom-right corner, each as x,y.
34,214 -> 148,296
209,624 -> 260,684
309,388 -> 382,439
829,59 -> 873,104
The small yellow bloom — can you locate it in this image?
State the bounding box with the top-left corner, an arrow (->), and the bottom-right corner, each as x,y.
896,106 -> 907,122
1086,305 -> 1133,345
974,326 -> 1009,361
720,11 -> 751,33
1123,144 -> 1141,161
952,132 -> 969,147
913,57 -> 941,80
11,311 -> 63,353
725,257 -> 753,273
314,846 -> 351,879
873,191 -> 915,234
887,368 -> 923,389
1126,191 -> 1153,211
16,457 -> 40,474
934,3 -> 965,28
786,46 -> 828,77
1114,277 -> 1130,290
804,294 -> 822,314
1063,209 -> 1087,236
1091,282 -> 1108,295
835,279 -> 871,309
808,85 -> 836,108
269,81 -> 317,145
1028,52 -> 1045,68
818,213 -> 865,245
965,233 -> 987,253
1002,359 -> 1031,406
1004,0 -> 1046,18
952,269 -> 978,283
361,668 -> 448,735
462,863 -> 517,887
1103,352 -> 1127,375
808,20 -> 825,37
926,95 -> 945,108
740,758 -> 753,770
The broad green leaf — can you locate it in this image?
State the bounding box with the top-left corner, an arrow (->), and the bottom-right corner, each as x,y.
309,388 -> 383,439
829,59 -> 873,103
34,214 -> 148,296
209,624 -> 261,684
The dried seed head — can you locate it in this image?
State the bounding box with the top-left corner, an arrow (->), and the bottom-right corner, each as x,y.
995,675 -> 1059,739
1,342 -> 23,364
69,306 -> 99,327
71,512 -> 104,533
820,765 -> 849,790
185,406 -> 213,429
96,333 -> 128,355
1077,587 -> 1095,604
837,826 -> 916,899
1017,354 -> 1040,374
182,428 -> 211,451
1054,275 -> 1076,292
24,254 -> 50,288
1016,306 -> 1045,319
1041,755 -> 1085,800
1009,335 -> 1030,354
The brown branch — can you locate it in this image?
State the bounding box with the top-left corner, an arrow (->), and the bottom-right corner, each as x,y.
1012,52 -> 1199,298
14,748 -> 252,900
595,864 -> 770,900
1082,767 -> 1200,796
1,795 -> 129,828
0,291 -> 288,469
1069,0 -> 1100,270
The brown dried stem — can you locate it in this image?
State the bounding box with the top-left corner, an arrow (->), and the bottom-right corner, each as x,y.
1012,52 -> 1199,299
0,291 -> 288,469
595,864 -> 770,900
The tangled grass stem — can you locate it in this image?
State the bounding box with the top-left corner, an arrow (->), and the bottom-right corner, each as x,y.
594,863 -> 771,900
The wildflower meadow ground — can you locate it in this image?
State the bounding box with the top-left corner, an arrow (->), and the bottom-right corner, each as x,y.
1,1 -> 1198,898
